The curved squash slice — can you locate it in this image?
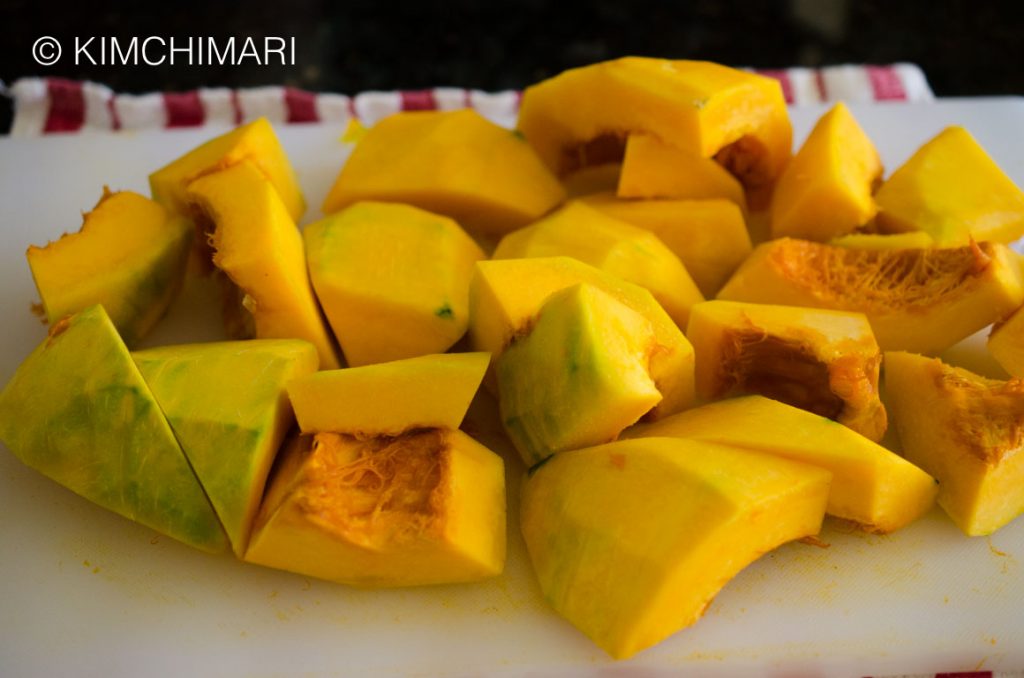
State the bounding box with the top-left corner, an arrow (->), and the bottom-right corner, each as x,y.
627,395 -> 936,533
521,436 -> 829,659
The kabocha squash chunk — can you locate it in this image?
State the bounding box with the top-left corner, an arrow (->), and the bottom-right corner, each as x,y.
581,193 -> 751,297
0,305 -> 229,554
287,352 -> 490,436
132,339 -> 319,556
687,300 -> 886,441
304,202 -> 486,367
150,117 -> 305,222
989,306 -> 1024,377
321,109 -> 565,239
875,126 -> 1024,245
492,201 -> 704,328
520,437 -> 830,659
517,57 -> 792,188
770,102 -> 883,241
469,256 -> 695,419
245,428 -> 506,587
885,351 -> 1024,536
497,284 -> 662,466
186,160 -> 341,369
26,189 -> 191,346
616,134 -> 748,211
717,238 -> 1024,354
627,395 -> 936,532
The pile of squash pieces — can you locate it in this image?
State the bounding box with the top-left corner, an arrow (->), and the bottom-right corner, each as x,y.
3,57 -> 1024,660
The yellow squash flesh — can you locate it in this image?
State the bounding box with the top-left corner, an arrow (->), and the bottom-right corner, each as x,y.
26,189 -> 191,346
492,200 -> 704,328
687,300 -> 887,441
717,238 -> 1024,355
468,256 -> 695,419
770,102 -> 883,241
150,116 -> 305,222
884,351 -> 1024,536
617,134 -> 748,211
245,428 -> 506,587
304,201 -> 485,367
627,395 -> 936,532
496,284 -> 662,466
875,126 -> 1024,245
517,57 -> 792,190
581,193 -> 751,297
186,160 -> 341,369
989,305 -> 1024,377
321,109 -> 566,240
520,436 -> 830,659
287,352 -> 489,436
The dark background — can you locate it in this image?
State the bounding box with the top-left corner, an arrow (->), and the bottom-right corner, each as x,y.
2,0 -> 1023,133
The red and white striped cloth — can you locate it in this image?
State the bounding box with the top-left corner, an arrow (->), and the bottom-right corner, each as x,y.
2,63 -> 934,137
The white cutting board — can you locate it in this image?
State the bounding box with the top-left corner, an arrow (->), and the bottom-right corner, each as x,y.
0,99 -> 1022,677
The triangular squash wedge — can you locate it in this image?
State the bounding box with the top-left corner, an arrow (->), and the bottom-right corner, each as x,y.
0,305 -> 228,553
133,339 -> 319,555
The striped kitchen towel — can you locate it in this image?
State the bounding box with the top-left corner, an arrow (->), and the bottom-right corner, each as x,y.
2,63 -> 934,137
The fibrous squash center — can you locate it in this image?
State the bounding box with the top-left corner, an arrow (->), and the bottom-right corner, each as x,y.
772,239 -> 992,313
560,132 -> 627,176
719,328 -> 844,420
188,202 -> 255,339
714,135 -> 771,188
938,369 -> 1024,465
299,430 -> 449,549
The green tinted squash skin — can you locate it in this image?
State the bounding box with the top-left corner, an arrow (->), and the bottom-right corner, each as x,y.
0,305 -> 229,553
33,215 -> 192,348
497,284 -> 661,467
132,340 -> 318,556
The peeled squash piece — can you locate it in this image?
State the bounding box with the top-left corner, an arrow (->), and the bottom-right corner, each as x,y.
581,193 -> 751,297
717,238 -> 1024,355
492,201 -> 704,328
150,116 -> 305,222
132,339 -> 319,556
304,202 -> 485,367
469,256 -> 696,419
687,300 -> 887,441
287,352 -> 490,436
321,109 -> 566,239
627,395 -> 936,532
885,351 -> 1024,536
26,189 -> 191,346
770,102 -> 883,241
186,160 -> 341,369
989,306 -> 1024,377
875,126 -> 1024,245
617,134 -> 748,211
517,57 -> 792,189
497,284 -> 662,466
520,436 -> 830,659
0,305 -> 229,553
245,428 -> 506,587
